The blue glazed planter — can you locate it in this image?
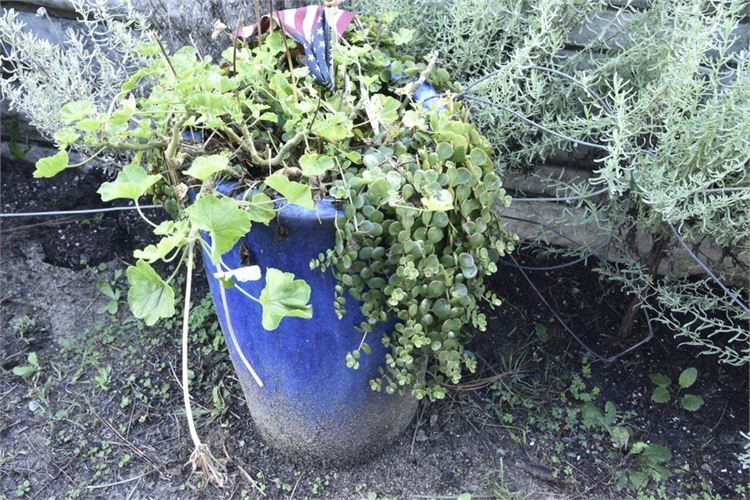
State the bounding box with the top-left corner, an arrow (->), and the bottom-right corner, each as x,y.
200,198 -> 418,464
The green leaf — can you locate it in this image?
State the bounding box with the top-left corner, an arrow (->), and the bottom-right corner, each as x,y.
421,189 -> 454,211
311,113 -> 354,142
33,150 -> 69,178
258,268 -> 313,330
642,443 -> 672,463
60,101 -> 97,122
403,110 -> 426,130
190,194 -> 252,263
187,92 -> 234,114
12,365 -> 36,378
651,387 -> 670,404
393,27 -> 415,46
126,260 -> 175,326
299,153 -> 335,177
680,394 -> 704,412
133,232 -> 185,263
75,117 -> 103,132
98,163 -> 162,201
258,112 -> 278,123
246,192 -> 276,224
630,441 -> 648,454
265,174 -> 314,210
470,148 -> 488,166
53,128 -> 80,148
628,470 -> 648,490
648,373 -> 671,388
436,142 -> 453,161
185,154 -> 229,181
369,94 -> 401,126
610,426 -> 630,449
678,367 -> 697,389
213,265 -> 261,282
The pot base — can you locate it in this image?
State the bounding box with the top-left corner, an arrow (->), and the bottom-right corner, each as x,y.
232,352 -> 419,465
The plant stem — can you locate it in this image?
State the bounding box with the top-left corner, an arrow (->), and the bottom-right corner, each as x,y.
181,237 -> 201,449
218,281 -> 264,387
617,232 -> 668,338
225,125 -> 305,167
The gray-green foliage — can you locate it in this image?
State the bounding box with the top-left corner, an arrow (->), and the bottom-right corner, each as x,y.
355,0 -> 750,365
0,2 -> 149,143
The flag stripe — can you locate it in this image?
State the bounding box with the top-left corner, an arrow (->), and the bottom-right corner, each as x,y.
235,5 -> 355,89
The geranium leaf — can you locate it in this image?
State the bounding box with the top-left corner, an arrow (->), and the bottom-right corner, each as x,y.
299,153 -> 335,176
246,192 -> 276,224
311,113 -> 354,142
189,194 -> 252,263
213,265 -> 261,282
259,268 -> 312,330
369,94 -> 401,126
98,163 -> 162,201
33,150 -> 69,178
393,27 -> 415,45
184,154 -> 229,181
265,174 -> 314,210
60,101 -> 97,122
126,260 -> 175,326
133,223 -> 187,262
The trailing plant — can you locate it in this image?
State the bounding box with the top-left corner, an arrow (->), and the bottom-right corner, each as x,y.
357,0 -> 750,365
30,13 -> 515,403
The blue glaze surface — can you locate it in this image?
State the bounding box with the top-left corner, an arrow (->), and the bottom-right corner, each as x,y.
200,197 -> 395,423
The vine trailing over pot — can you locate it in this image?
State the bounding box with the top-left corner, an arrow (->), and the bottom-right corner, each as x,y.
33,10 -> 515,419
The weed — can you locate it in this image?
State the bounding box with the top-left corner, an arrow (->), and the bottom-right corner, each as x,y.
11,315 -> 36,341
12,352 -> 41,383
95,270 -> 123,315
15,479 -> 30,497
649,367 -> 705,412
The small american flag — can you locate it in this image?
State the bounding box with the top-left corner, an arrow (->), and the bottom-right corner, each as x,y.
237,5 -> 355,89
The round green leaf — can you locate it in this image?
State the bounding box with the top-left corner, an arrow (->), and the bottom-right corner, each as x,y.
33,150 -> 69,178
299,153 -> 335,176
98,163 -> 162,201
651,387 -> 670,404
678,367 -> 697,389
126,260 -> 175,326
436,142 -> 454,161
648,373 -> 672,388
681,394 -> 704,412
185,154 -> 229,181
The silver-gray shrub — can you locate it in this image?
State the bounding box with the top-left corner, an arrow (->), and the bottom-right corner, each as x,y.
0,1 -> 150,142
353,0 -> 749,365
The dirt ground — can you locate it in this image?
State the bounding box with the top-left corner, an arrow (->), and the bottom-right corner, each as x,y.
1,156 -> 748,499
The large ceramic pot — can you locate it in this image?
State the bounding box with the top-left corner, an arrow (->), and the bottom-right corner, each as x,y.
200,198 -> 418,464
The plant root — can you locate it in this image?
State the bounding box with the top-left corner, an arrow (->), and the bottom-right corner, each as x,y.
187,442 -> 228,488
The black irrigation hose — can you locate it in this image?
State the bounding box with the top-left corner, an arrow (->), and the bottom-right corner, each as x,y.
667,222 -> 750,316
509,253 -> 656,364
